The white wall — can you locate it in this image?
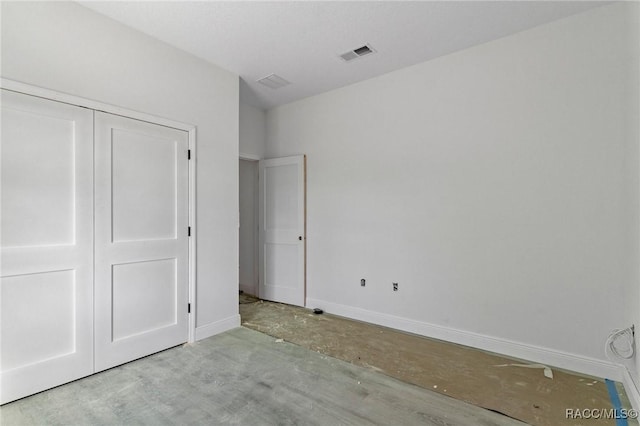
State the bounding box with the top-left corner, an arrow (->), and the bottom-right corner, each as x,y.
1,2 -> 240,336
239,159 -> 258,296
240,102 -> 266,159
267,2 -> 639,376
632,2 -> 640,391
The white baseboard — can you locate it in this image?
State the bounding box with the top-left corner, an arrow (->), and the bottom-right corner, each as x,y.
622,366 -> 640,411
194,314 -> 241,341
306,298 -> 622,381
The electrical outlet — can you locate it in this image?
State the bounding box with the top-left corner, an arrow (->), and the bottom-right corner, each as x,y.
361,278 -> 366,287
393,282 -> 398,291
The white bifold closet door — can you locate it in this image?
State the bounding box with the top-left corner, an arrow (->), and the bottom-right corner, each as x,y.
1,90 -> 190,404
94,112 -> 189,372
1,90 -> 94,403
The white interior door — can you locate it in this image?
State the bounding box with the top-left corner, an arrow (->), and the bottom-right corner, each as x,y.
259,155 -> 306,307
94,112 -> 189,372
0,90 -> 94,404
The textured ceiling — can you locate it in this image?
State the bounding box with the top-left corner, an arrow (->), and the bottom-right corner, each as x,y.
80,1 -> 607,110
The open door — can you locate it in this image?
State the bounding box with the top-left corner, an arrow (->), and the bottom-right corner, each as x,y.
259,155 -> 306,307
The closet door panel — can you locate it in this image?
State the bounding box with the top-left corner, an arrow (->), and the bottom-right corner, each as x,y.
0,89 -> 94,404
94,112 -> 189,372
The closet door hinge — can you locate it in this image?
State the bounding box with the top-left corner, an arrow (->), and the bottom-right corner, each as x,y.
188,226 -> 191,237
188,303 -> 191,313
187,149 -> 191,160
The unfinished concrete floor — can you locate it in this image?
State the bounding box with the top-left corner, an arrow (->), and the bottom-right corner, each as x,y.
240,296 -> 633,426
0,327 -> 524,426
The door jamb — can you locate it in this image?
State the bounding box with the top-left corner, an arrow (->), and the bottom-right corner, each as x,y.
0,78 -> 198,344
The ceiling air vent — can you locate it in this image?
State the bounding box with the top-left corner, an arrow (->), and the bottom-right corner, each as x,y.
257,74 -> 291,90
340,44 -> 376,62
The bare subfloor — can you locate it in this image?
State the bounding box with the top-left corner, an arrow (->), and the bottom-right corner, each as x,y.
240,296 -> 633,426
1,327 -> 524,426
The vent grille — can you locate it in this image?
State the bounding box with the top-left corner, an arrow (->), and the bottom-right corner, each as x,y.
340,44 -> 376,62
257,74 -> 291,90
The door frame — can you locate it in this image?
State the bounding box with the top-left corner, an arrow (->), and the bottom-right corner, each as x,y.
0,78 -> 198,343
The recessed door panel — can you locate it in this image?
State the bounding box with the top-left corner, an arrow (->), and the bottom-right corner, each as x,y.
0,89 -> 94,405
1,270 -> 76,371
1,106 -> 76,248
265,243 -> 298,289
112,130 -> 177,242
112,259 -> 177,341
265,164 -> 299,231
94,111 -> 188,372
